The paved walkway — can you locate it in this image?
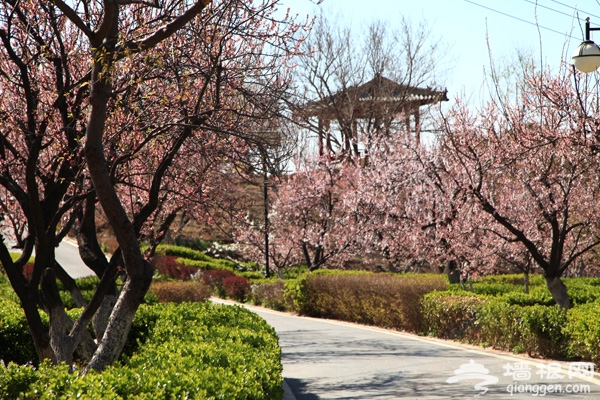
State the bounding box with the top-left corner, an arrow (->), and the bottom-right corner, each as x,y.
213,299 -> 600,400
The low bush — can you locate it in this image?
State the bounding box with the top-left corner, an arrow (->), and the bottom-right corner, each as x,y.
22,263 -> 34,282
238,271 -> 265,280
0,302 -> 284,399
283,275 -> 309,313
564,303 -> 600,364
155,244 -> 212,261
152,254 -> 198,280
0,298 -> 38,366
421,292 -> 483,339
222,276 -> 251,301
202,269 -> 236,297
178,257 -> 236,272
500,287 -> 555,307
470,282 -> 519,296
70,275 -> 101,291
251,280 -> 287,311
150,281 -> 212,303
59,289 -> 95,310
301,273 -> 447,332
518,305 -> 567,358
421,291 -> 568,358
564,280 -> 600,305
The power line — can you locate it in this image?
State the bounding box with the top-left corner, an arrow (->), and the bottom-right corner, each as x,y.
548,0 -> 600,21
464,0 -> 578,40
524,0 -> 584,21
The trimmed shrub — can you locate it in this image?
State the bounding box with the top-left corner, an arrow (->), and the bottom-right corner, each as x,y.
71,275 -> 101,291
501,287 -> 555,306
564,303 -> 600,364
222,276 -> 251,301
150,281 -> 212,303
283,275 -> 309,313
251,280 -> 287,311
564,281 -> 600,305
519,305 -> 567,358
22,263 -> 34,282
0,302 -> 284,399
421,292 -> 568,358
421,292 -> 483,339
302,273 -> 447,333
0,298 -> 38,366
202,269 -> 236,288
152,254 -> 198,280
238,271 -> 265,280
178,257 -> 236,272
477,301 -> 567,358
156,244 -> 212,261
470,282 -> 519,296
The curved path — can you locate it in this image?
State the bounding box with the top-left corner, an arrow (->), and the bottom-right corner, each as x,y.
54,245 -> 600,400
214,299 -> 600,400
56,239 -> 95,278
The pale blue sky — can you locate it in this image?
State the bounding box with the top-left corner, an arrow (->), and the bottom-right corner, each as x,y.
279,0 -> 598,105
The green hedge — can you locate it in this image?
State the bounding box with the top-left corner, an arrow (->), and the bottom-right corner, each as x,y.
421,292 -> 483,340
564,303 -> 600,364
421,292 -> 568,358
177,257 -> 237,272
155,244 -> 212,262
156,244 -> 254,274
447,275 -> 600,306
0,298 -> 38,366
0,302 -> 283,399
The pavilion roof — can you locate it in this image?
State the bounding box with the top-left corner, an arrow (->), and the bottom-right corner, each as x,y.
299,74 -> 448,119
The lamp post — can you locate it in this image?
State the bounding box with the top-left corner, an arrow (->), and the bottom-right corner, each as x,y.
573,18 -> 600,73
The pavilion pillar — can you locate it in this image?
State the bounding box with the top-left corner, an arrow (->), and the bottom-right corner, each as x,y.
318,118 -> 324,157
414,110 -> 421,146
324,120 -> 332,155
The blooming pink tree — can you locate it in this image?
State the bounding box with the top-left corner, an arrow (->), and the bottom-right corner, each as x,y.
241,157 -> 364,271
0,0 -> 305,370
352,66 -> 600,307
431,69 -> 600,308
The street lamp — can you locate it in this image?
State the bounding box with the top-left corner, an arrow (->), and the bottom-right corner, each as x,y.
573,18 -> 600,73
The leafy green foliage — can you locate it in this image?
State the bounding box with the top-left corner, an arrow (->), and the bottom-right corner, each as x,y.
283,275 -> 309,313
177,257 -> 236,271
0,303 -> 283,399
422,291 -> 569,358
421,292 -> 483,339
564,303 -> 600,364
155,244 -> 213,261
238,271 -> 265,280
0,298 -> 39,366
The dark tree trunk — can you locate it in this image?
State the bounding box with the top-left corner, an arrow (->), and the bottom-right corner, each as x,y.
82,17 -> 155,372
545,275 -> 571,309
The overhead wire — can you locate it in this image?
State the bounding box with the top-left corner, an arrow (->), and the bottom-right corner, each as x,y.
523,0 -> 584,21
464,0 -> 578,40
547,0 -> 600,21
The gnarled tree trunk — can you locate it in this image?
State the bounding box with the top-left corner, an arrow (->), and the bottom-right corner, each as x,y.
545,275 -> 570,309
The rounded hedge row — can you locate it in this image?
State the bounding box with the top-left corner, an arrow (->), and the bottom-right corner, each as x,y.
421,291 -> 591,360
0,302 -> 283,399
